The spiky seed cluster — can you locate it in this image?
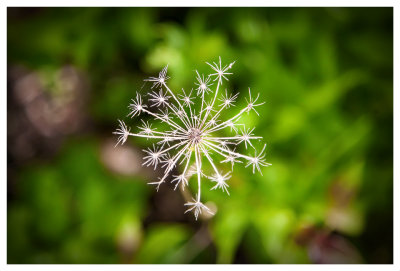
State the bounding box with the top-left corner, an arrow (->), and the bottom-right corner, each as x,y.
113,57 -> 271,220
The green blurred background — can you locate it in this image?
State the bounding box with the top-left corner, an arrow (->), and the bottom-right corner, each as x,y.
7,7 -> 393,264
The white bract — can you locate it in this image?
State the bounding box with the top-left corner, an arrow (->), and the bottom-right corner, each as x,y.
113,57 -> 271,220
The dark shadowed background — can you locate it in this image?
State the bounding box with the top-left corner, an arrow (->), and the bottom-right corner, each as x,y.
7,7 -> 393,264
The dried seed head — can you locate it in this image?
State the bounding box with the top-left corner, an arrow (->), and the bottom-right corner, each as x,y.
113,57 -> 271,219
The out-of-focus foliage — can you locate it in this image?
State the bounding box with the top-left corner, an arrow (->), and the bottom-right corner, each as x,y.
7,7 -> 392,264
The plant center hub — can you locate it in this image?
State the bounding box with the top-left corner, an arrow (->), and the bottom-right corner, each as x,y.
188,128 -> 203,144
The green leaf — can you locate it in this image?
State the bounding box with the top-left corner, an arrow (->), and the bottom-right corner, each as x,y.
134,224 -> 191,263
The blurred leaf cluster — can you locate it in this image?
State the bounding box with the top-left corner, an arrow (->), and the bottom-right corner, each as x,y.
7,7 -> 393,264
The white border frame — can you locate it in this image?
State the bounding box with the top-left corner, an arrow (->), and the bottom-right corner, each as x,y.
2,2 -> 398,271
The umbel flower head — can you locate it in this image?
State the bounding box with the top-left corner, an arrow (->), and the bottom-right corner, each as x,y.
113,57 -> 271,220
